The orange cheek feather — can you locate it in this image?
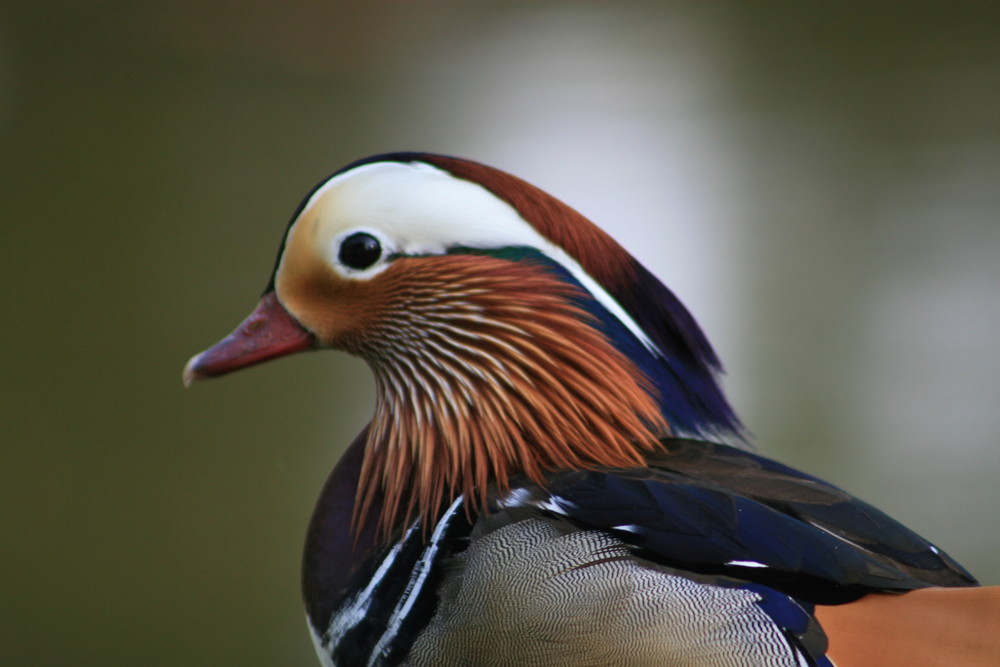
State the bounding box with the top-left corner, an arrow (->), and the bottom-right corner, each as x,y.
274,227 -> 389,349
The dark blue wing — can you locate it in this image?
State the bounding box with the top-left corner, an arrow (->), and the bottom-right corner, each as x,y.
525,438 -> 975,604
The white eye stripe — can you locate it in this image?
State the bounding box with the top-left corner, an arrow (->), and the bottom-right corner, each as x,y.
296,160 -> 661,357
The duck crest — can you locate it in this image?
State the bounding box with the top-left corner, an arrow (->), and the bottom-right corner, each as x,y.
329,152 -> 742,440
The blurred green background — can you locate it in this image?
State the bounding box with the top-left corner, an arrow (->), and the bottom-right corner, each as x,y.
3,2 -> 999,665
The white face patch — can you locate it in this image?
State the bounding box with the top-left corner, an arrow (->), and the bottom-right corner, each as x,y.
283,160 -> 660,355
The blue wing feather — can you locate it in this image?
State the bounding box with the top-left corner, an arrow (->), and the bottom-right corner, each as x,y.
525,439 -> 976,603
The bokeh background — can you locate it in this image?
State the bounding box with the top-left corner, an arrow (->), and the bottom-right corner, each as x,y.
3,2 -> 999,665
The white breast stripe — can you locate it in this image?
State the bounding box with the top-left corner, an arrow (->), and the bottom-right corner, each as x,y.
321,521 -> 419,656
367,495 -> 465,666
309,615 -> 335,667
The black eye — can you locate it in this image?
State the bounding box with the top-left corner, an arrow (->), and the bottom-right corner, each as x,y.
338,232 -> 382,270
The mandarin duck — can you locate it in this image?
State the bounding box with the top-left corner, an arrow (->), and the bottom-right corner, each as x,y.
185,153 -> 1000,666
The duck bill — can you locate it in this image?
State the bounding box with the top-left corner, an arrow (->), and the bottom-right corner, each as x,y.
183,291 -> 316,386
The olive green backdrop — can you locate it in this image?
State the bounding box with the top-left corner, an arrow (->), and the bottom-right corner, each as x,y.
3,2 -> 999,665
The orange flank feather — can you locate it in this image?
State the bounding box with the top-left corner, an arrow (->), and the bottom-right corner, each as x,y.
817,587 -> 1000,666
350,254 -> 669,538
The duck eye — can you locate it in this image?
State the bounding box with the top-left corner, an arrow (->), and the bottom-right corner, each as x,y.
338,232 -> 382,270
